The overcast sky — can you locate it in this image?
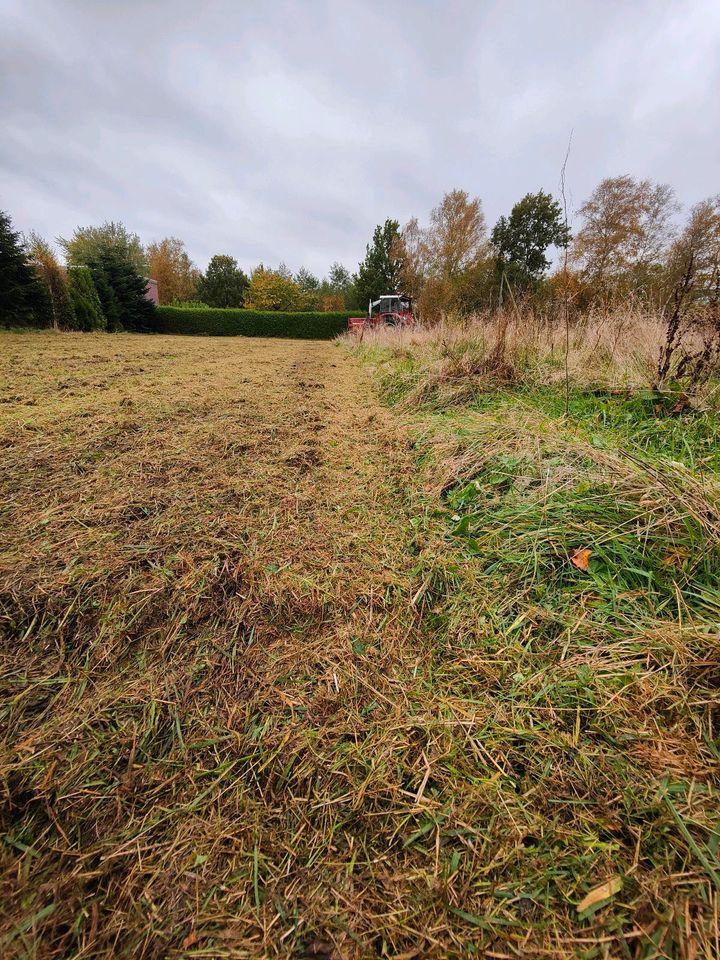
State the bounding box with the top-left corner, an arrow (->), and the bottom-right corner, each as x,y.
2,0 -> 719,276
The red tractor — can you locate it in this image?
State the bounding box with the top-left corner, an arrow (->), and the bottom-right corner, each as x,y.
348,294 -> 415,332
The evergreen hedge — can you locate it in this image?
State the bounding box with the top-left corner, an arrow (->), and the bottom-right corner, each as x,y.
155,307 -> 355,339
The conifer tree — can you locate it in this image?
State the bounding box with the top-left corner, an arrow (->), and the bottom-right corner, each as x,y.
354,219 -> 403,307
0,210 -> 50,327
87,249 -> 156,332
67,265 -> 106,330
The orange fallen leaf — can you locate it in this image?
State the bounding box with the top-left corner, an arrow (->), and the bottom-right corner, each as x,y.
182,932 -> 199,949
576,874 -> 622,915
570,548 -> 592,572
669,393 -> 690,415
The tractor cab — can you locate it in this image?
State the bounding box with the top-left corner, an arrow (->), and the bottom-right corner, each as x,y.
370,294 -> 413,325
348,293 -> 414,331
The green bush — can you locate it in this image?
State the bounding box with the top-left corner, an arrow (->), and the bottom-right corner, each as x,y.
155,307 -> 357,339
67,266 -> 106,331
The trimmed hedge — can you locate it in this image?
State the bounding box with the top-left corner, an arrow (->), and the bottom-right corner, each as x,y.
155,307 -> 356,339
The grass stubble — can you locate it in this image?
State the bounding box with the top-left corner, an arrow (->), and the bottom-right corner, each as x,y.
0,327 -> 719,958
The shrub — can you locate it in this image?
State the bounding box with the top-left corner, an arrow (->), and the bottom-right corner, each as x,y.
245,266 -> 304,311
155,307 -> 357,339
67,266 -> 106,331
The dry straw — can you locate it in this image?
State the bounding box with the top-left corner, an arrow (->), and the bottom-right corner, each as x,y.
1,329 -> 719,958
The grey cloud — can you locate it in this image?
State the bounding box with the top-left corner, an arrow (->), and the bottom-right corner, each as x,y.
2,0 -> 719,276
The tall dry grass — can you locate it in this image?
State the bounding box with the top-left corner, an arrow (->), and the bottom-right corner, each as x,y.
350,305 -> 717,407
344,308 -> 720,956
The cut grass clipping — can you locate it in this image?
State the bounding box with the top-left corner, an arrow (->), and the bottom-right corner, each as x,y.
1,329 -> 719,959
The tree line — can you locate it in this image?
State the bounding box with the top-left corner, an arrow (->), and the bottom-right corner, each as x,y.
0,214 -> 359,329
2,174 -> 718,330
357,178 -> 719,321
1,217 -> 156,331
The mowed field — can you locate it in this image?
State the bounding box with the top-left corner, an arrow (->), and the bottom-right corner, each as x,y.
1,332 -> 719,959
